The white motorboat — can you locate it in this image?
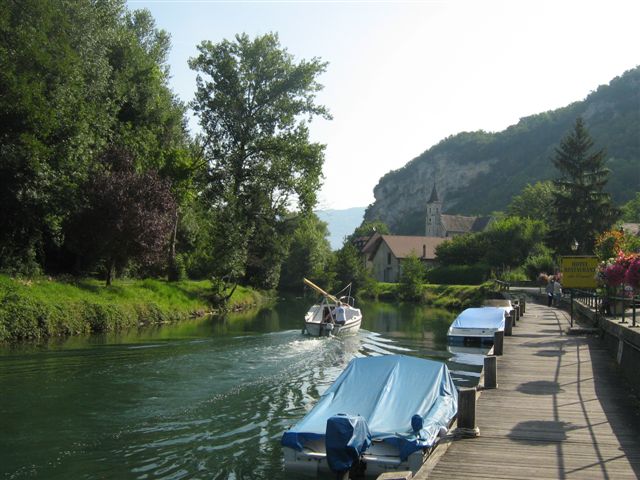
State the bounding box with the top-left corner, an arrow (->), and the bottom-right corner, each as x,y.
281,355 -> 458,477
447,307 -> 506,345
302,278 -> 362,336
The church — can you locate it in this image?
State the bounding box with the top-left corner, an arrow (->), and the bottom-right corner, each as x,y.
358,184 -> 492,282
425,184 -> 492,237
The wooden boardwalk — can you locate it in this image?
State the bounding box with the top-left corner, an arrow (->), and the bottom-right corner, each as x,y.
420,301 -> 640,480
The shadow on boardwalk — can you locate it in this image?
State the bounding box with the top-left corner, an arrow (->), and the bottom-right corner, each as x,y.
422,300 -> 640,480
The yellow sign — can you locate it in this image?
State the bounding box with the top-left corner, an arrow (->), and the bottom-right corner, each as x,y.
561,256 -> 598,289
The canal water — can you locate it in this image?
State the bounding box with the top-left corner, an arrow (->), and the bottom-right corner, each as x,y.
0,297 -> 487,479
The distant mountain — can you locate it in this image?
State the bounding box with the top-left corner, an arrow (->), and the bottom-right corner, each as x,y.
365,66 -> 640,234
315,207 -> 366,250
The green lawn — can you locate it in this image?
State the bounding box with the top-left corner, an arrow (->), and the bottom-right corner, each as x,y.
0,275 -> 266,342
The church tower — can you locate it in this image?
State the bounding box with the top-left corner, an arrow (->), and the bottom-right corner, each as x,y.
425,184 -> 443,237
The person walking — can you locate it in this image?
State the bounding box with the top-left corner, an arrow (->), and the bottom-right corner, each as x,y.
546,277 -> 554,307
553,278 -> 563,307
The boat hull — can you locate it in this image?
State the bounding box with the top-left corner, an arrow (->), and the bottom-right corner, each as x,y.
304,316 -> 362,336
283,444 -> 428,477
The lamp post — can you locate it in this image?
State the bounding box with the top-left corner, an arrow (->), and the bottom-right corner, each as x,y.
571,238 -> 579,253
569,239 -> 579,327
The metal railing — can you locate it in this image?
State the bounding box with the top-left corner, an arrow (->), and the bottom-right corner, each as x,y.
569,289 -> 638,328
494,279 -> 510,292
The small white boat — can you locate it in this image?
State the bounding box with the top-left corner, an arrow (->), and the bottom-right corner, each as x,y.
483,299 -> 516,321
302,278 -> 362,337
447,307 -> 506,345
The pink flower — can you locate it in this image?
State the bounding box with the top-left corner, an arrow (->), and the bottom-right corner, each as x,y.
625,257 -> 640,289
605,263 -> 626,286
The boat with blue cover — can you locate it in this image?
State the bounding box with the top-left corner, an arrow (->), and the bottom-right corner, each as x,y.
281,355 -> 458,477
447,307 -> 506,345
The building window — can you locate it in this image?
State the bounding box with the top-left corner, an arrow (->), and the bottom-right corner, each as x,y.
387,253 -> 391,265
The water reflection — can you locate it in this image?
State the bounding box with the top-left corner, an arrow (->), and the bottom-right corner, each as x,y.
0,296 -> 488,479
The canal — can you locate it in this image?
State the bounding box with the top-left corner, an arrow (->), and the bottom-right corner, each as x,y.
0,296 -> 488,479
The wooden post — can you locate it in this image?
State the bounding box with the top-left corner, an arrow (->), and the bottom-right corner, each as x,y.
521,297 -> 526,315
456,387 -> 479,436
493,330 -> 504,356
484,355 -> 497,389
505,314 -> 513,336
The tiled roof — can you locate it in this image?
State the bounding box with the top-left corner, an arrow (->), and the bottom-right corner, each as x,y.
441,214 -> 492,234
380,235 -> 447,260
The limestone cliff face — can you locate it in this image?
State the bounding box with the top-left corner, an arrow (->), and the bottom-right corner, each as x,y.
367,152 -> 499,235
364,66 -> 640,235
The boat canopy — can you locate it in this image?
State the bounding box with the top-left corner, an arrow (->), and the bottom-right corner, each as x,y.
281,355 -> 457,461
450,307 -> 505,330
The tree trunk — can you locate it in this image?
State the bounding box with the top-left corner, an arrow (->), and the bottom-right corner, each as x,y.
106,260 -> 114,286
167,208 -> 180,281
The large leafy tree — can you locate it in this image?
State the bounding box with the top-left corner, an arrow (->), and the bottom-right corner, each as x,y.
506,181 -> 555,224
189,33 -> 330,288
67,149 -> 176,285
549,118 -> 619,254
279,214 -> 333,291
0,1 -> 191,275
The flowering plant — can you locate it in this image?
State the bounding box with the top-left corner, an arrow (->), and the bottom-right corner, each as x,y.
597,251 -> 640,290
626,256 -> 640,289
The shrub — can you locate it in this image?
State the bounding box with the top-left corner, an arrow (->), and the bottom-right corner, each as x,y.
425,263 -> 490,285
523,253 -> 556,281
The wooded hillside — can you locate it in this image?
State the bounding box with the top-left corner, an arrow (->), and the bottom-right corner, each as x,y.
365,66 -> 640,234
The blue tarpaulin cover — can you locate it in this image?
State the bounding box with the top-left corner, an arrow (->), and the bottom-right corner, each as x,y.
281,355 -> 457,461
325,414 -> 371,472
450,307 -> 505,330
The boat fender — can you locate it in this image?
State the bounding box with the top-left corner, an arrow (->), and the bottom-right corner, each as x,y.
325,414 -> 372,474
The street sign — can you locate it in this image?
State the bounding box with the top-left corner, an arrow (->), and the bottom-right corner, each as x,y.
561,256 -> 599,289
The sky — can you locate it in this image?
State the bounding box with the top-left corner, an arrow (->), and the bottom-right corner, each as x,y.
128,0 -> 640,211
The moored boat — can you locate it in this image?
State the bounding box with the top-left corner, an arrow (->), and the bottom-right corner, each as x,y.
447,307 -> 506,345
281,355 -> 458,477
303,278 -> 362,337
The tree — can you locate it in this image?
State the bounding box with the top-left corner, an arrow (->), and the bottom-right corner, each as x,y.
0,1 -> 190,275
189,33 -> 330,289
621,192 -> 640,222
68,149 -> 176,285
549,117 -> 619,254
399,254 -> 426,301
435,233 -> 488,266
483,216 -> 548,270
279,214 -> 333,291
348,220 -> 390,242
506,181 -> 555,224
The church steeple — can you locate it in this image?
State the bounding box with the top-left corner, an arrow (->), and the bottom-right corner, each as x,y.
427,184 -> 439,203
426,183 -> 443,237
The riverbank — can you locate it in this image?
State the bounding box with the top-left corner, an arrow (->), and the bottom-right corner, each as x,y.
0,275 -> 268,342
373,282 -> 497,309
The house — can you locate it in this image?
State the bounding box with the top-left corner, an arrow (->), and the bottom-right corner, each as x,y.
361,234 -> 447,283
425,184 -> 492,237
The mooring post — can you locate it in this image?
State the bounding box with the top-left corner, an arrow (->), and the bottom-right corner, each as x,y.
505,314 -> 513,336
493,330 -> 504,356
456,387 -> 479,437
521,296 -> 526,315
484,355 -> 497,389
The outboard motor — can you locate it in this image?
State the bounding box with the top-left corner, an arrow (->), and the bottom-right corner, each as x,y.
325,414 -> 371,477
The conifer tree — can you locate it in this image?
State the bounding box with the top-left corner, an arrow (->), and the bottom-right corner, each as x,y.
549,118 -> 618,254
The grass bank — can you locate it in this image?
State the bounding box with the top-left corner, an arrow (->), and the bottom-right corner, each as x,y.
373,282 -> 498,309
0,275 -> 268,342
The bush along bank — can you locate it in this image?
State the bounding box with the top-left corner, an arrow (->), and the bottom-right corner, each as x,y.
372,281 -> 499,309
0,276 -> 268,343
